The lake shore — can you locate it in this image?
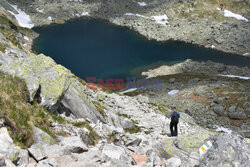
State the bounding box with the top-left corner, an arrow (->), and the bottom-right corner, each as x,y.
4,0 -> 250,56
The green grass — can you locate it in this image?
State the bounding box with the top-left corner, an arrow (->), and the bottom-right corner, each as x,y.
124,124 -> 141,134
0,26 -> 22,48
50,113 -> 66,124
0,16 -> 18,30
118,113 -> 132,119
92,101 -> 106,117
73,121 -> 100,145
0,43 -> 6,52
0,71 -> 57,148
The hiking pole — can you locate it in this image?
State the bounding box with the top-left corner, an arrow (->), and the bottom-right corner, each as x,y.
161,116 -> 167,134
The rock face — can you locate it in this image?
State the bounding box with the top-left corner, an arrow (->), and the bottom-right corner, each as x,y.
0,128 -> 29,167
0,46 -> 104,123
200,133 -> 250,167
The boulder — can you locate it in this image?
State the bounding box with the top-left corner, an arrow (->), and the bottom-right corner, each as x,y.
165,157 -> 181,167
132,153 -> 148,165
101,144 -> 126,160
200,133 -> 250,167
120,118 -> 135,130
212,106 -> 225,116
59,80 -> 105,123
227,106 -> 246,120
28,143 -> 47,161
126,138 -> 142,147
32,126 -> 55,145
59,136 -> 88,154
169,78 -> 176,84
0,51 -> 105,122
0,128 -> 29,166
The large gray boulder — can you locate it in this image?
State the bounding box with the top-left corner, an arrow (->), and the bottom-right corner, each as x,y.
0,128 -> 29,167
212,105 -> 225,116
227,106 -> 247,120
59,80 -> 105,123
101,144 -> 130,163
0,47 -> 105,122
165,157 -> 181,167
32,126 -> 55,145
200,133 -> 250,167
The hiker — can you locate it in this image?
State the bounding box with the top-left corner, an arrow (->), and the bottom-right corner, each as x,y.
166,107 -> 180,136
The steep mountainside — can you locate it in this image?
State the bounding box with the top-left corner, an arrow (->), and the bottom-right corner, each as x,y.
0,2 -> 249,167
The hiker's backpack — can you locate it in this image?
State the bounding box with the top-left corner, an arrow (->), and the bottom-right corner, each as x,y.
171,111 -> 179,124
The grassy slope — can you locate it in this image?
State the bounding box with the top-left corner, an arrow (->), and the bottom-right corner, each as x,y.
0,71 -> 59,148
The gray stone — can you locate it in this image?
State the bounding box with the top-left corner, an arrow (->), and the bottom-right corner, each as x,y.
59,80 -> 105,123
101,144 -> 126,160
165,157 -> 181,167
200,133 -> 250,167
169,78 -> 176,84
213,98 -> 224,104
120,118 -> 135,130
245,108 -> 250,118
32,126 -> 55,145
126,138 -> 142,147
228,106 -> 247,120
28,143 -> 47,161
212,106 -> 225,116
60,136 -> 88,154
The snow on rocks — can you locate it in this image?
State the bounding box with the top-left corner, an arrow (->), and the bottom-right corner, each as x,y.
217,8 -> 248,22
81,12 -> 90,16
125,13 -> 148,19
119,88 -> 137,94
218,74 -> 250,80
137,2 -> 147,7
214,125 -> 232,134
48,16 -> 52,21
168,90 -> 179,95
24,36 -> 30,41
243,53 -> 249,56
223,10 -> 248,22
151,15 -> 168,25
7,4 -> 34,28
36,8 -> 44,13
125,13 -> 168,25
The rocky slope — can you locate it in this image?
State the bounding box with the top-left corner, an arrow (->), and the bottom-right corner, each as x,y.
1,0 -> 249,55
0,2 -> 249,167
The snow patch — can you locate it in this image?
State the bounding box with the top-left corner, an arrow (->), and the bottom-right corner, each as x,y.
215,126 -> 232,134
168,90 -> 179,95
119,88 -> 137,94
137,2 -> 147,6
125,13 -> 168,25
243,53 -> 249,56
218,74 -> 250,80
69,0 -> 83,2
151,15 -> 168,25
36,8 -> 44,13
125,13 -> 148,18
81,12 -> 90,16
8,4 -> 34,28
24,36 -> 29,41
217,8 -> 248,22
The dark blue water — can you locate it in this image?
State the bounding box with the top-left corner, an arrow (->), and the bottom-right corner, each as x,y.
33,18 -> 250,80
